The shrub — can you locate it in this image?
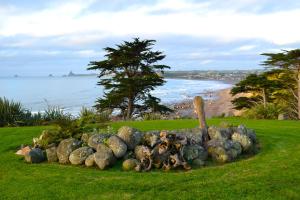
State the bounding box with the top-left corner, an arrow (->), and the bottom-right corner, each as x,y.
242,103 -> 282,119
42,106 -> 72,123
78,107 -> 110,124
0,97 -> 27,127
142,112 -> 165,120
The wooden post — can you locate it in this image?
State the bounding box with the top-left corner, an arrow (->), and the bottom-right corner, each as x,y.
193,96 -> 209,143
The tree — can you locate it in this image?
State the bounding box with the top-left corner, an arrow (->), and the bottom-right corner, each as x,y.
262,49 -> 300,119
231,73 -> 278,109
87,38 -> 172,119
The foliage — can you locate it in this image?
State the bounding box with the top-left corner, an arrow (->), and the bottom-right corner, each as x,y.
242,103 -> 282,119
78,107 -> 110,124
261,49 -> 300,119
231,73 -> 280,110
0,97 -> 26,127
142,112 -> 165,120
42,106 -> 72,124
2,119 -> 300,199
87,38 -> 172,119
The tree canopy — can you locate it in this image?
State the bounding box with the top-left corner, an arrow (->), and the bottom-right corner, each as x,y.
87,38 -> 172,119
261,49 -> 300,119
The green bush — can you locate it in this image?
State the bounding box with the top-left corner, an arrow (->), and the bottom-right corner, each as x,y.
142,112 -> 165,120
242,103 -> 282,119
0,97 -> 27,127
78,107 -> 110,124
42,106 -> 72,123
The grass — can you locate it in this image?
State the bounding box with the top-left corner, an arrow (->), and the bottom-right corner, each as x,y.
0,118 -> 300,199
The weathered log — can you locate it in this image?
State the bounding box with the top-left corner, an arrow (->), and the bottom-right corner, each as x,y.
193,96 -> 209,143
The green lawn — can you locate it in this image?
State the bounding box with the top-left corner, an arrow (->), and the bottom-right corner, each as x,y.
0,118 -> 300,199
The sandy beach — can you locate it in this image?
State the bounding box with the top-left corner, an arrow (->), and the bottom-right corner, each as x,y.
169,87 -> 239,119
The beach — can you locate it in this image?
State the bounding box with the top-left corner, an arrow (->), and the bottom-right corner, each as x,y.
169,88 -> 238,119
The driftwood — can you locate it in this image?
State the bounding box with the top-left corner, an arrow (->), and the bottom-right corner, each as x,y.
135,131 -> 191,171
193,96 -> 209,143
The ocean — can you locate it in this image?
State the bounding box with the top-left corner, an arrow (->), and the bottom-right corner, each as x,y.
0,76 -> 231,115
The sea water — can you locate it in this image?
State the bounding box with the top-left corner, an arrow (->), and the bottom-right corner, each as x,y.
0,76 -> 231,114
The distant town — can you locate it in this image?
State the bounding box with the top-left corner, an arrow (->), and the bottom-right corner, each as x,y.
164,70 -> 263,83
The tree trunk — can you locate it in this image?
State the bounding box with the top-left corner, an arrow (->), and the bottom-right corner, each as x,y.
298,71 -> 300,119
262,88 -> 267,108
193,96 -> 209,143
127,97 -> 134,120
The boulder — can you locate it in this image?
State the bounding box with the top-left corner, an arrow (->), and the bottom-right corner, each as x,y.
16,146 -> 31,156
46,146 -> 58,162
117,126 -> 142,150
107,135 -> 127,158
142,131 -> 160,147
81,133 -> 92,144
183,145 -> 208,162
94,144 -> 115,170
176,128 -> 204,145
85,154 -> 95,167
88,134 -> 111,149
207,139 -> 233,163
69,147 -> 94,165
208,126 -> 231,140
278,113 -> 288,120
122,159 -> 139,171
134,145 -> 151,160
192,158 -> 205,168
231,131 -> 253,152
24,148 -> 45,163
57,138 -> 82,164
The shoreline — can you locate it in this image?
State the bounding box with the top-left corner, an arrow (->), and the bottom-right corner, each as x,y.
168,87 -> 238,119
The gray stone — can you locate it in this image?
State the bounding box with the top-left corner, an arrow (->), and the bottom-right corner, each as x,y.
117,126 -> 142,150
278,113 -> 288,120
192,158 -> 205,168
208,126 -> 231,140
207,139 -> 233,163
94,144 -> 115,170
134,145 -> 151,160
88,134 -> 111,149
25,148 -> 46,163
57,138 -> 82,164
142,131 -> 160,147
183,145 -> 208,161
46,146 -> 58,162
69,147 -> 94,165
176,128 -> 204,145
107,135 -> 127,158
85,154 -> 95,167
122,159 -> 139,171
81,133 -> 92,144
231,131 -> 253,152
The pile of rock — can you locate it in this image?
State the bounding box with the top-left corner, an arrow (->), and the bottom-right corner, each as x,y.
17,124 -> 259,171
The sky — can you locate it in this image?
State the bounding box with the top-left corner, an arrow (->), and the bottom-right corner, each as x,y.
0,0 -> 300,76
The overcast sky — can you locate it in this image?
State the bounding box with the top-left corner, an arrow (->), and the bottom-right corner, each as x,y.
1,0 -> 300,76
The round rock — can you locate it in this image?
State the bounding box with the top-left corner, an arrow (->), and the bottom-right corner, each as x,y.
94,144 -> 115,170
107,135 -> 127,158
85,154 -> 95,167
88,134 -> 111,149
57,138 -> 82,164
117,126 -> 142,150
122,158 -> 139,171
25,148 -> 46,163
69,147 -> 94,165
46,146 -> 58,162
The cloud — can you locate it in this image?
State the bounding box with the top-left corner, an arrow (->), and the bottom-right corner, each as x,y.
0,0 -> 300,45
235,45 -> 257,51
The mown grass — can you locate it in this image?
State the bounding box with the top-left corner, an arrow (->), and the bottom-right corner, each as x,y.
0,118 -> 299,199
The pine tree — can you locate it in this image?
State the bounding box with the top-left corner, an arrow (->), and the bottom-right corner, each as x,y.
262,49 -> 300,119
87,38 -> 172,119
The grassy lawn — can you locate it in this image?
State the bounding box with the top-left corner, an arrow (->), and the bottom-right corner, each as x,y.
0,118 -> 300,199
